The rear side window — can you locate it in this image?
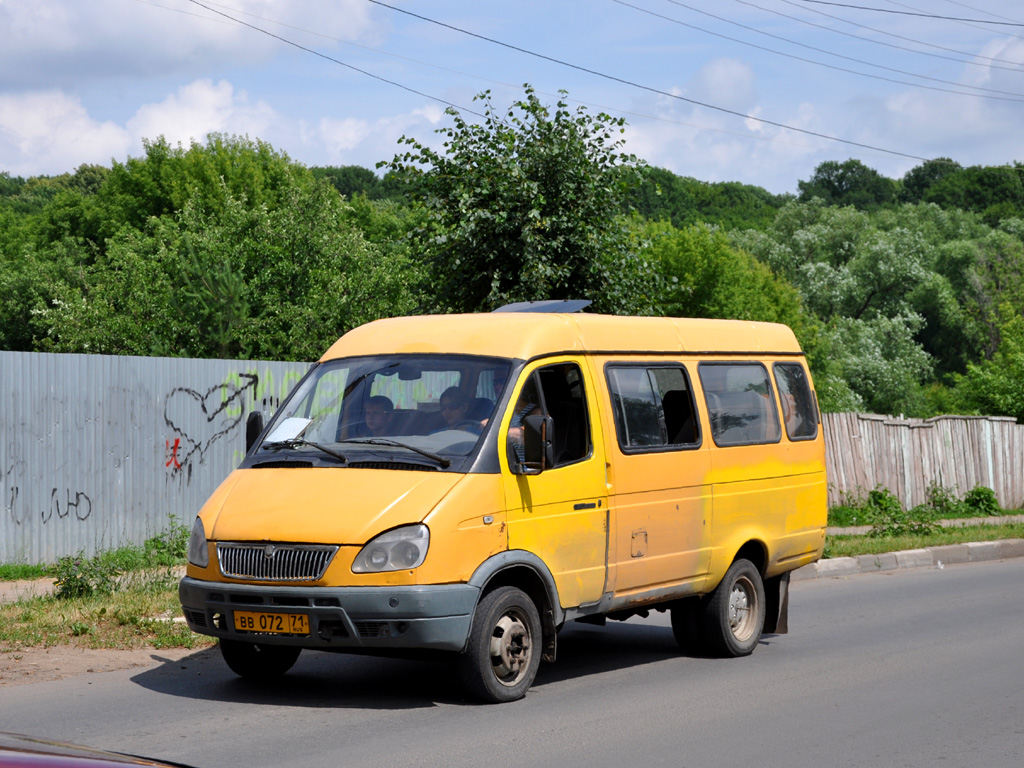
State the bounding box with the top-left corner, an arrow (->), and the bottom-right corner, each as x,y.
698,363 -> 781,447
773,362 -> 819,440
606,365 -> 700,452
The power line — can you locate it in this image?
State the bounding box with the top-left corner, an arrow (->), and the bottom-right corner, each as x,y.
366,0 -> 928,161
800,0 -> 1024,26
137,0 -> 895,160
779,0 -> 1024,66
182,0 -> 485,119
731,0 -> 1024,73
650,0 -> 1024,101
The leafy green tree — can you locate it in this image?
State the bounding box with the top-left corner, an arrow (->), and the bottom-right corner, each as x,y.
899,158 -> 962,203
36,180 -> 417,360
951,306 -> 1024,421
798,159 -> 897,210
384,85 -> 656,314
312,165 -> 383,199
922,165 -> 1024,226
628,167 -> 788,231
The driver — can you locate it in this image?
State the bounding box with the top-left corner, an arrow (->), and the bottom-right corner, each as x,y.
437,387 -> 482,434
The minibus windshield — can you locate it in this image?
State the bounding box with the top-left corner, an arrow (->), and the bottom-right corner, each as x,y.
254,355 -> 512,467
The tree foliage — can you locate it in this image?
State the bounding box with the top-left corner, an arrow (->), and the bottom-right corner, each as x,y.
384,85 -> 656,314
798,159 -> 897,210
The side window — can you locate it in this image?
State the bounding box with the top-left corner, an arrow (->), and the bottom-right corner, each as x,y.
507,363 -> 591,468
698,362 -> 781,447
606,365 -> 700,452
773,362 -> 819,440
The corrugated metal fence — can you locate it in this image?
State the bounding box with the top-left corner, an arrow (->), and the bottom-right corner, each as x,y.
2,350 -> 1022,564
823,412 -> 1024,510
1,351 -> 311,564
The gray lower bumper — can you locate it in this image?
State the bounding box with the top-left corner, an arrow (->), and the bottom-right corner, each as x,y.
179,577 -> 479,652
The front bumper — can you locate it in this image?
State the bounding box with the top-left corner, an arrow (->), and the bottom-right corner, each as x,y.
179,577 -> 479,652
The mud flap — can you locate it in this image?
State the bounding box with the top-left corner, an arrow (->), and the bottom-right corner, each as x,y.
762,571 -> 790,635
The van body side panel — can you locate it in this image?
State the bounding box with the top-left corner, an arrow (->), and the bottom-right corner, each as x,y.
589,356 -> 712,599
695,357 -> 827,586
501,357 -> 609,610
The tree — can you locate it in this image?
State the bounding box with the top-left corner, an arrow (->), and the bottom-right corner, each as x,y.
798,159 -> 897,210
951,306 -> 1024,421
383,85 -> 656,314
899,158 -> 961,203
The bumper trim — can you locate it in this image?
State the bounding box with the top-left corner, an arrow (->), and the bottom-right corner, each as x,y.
179,577 -> 479,652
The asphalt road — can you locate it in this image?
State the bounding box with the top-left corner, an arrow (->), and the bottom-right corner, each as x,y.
2,559 -> 1022,768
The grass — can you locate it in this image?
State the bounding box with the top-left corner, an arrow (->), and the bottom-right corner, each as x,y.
0,568 -> 213,652
0,563 -> 48,581
824,522 -> 1024,559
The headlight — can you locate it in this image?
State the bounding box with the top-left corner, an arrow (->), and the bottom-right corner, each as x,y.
187,517 -> 209,568
352,524 -> 429,573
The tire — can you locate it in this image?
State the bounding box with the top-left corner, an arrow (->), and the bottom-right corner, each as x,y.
458,586 -> 542,703
670,598 -> 707,655
701,559 -> 765,657
219,639 -> 301,680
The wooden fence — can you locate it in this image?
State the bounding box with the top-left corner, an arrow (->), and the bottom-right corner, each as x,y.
823,413 -> 1024,511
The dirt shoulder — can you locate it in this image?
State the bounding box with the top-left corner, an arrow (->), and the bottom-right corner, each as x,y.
0,645 -> 213,687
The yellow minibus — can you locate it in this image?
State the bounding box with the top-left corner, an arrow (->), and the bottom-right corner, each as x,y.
180,303 -> 827,702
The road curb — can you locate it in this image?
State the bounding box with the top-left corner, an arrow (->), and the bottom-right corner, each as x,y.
792,538 -> 1024,581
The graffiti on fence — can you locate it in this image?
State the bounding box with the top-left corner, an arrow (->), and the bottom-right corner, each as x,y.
163,373 -> 260,483
41,488 -> 93,523
2,458 -> 25,526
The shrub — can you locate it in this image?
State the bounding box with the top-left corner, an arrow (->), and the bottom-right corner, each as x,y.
867,487 -> 940,537
50,552 -> 119,599
963,485 -> 1001,516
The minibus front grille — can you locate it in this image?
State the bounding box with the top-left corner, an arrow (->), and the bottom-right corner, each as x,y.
217,543 -> 339,582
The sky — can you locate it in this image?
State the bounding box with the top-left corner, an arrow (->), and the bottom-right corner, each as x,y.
2,0 -> 1023,194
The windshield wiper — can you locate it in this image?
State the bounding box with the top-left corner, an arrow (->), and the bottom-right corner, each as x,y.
261,439 -> 348,464
337,438 -> 451,469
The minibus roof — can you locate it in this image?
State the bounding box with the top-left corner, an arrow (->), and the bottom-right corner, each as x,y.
320,313 -> 803,362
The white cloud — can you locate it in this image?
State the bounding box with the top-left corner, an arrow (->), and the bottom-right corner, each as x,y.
126,79 -> 277,148
0,0 -> 378,88
0,91 -> 130,176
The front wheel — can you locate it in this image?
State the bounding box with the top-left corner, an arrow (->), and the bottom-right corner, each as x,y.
458,586 -> 542,703
702,559 -> 765,657
219,639 -> 301,680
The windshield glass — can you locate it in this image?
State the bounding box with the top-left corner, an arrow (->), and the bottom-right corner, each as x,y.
256,355 -> 512,468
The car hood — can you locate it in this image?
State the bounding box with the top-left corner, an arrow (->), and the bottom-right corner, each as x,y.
203,467 -> 464,545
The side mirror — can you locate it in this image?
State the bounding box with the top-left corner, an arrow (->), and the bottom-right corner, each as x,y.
245,411 -> 265,453
519,414 -> 555,474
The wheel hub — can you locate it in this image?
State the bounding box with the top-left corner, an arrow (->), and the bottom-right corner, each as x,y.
489,613 -> 532,685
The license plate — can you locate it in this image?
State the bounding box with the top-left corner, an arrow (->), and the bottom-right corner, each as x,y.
233,611 -> 309,635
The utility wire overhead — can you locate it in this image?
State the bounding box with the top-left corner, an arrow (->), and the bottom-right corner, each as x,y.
883,0 -> 1024,42
732,0 -> 1024,73
182,0 -> 485,119
779,0 -> 1024,66
367,0 -> 930,161
800,0 -> 1024,26
653,0 -> 1024,100
141,0 -> 893,159
940,0 -> 1024,26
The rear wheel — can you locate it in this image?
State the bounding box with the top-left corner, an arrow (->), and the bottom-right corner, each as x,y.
701,559 -> 765,657
458,586 -> 542,703
219,640 -> 301,680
